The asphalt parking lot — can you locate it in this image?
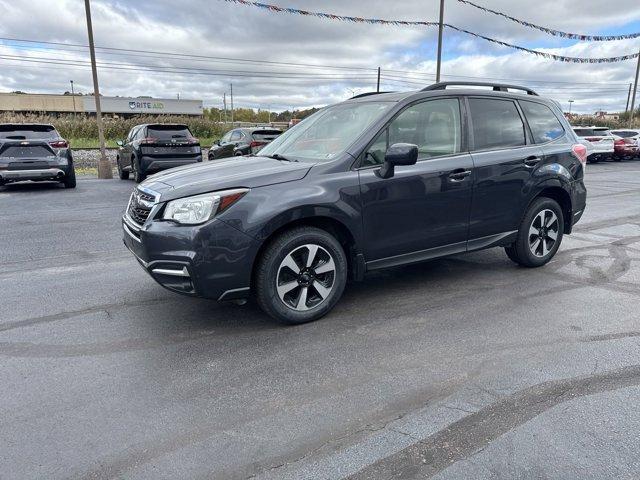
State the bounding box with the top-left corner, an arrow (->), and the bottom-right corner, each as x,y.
2,162 -> 640,480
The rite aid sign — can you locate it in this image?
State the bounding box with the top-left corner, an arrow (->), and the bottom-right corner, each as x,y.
82,96 -> 203,115
128,101 -> 165,110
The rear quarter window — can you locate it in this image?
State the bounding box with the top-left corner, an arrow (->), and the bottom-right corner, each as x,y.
520,101 -> 565,143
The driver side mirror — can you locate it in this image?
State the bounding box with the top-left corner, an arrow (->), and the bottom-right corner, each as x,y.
116,140 -> 124,147
377,143 -> 418,179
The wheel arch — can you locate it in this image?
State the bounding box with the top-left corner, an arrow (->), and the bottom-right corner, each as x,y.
250,215 -> 360,287
529,184 -> 573,234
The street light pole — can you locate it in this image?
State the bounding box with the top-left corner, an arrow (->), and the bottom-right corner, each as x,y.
70,80 -> 76,117
568,99 -> 574,114
628,48 -> 640,128
84,0 -> 112,179
436,0 -> 445,83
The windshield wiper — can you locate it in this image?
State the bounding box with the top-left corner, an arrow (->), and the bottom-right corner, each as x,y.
266,153 -> 297,162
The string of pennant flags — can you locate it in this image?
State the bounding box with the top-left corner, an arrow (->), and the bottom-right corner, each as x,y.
223,0 -> 640,64
457,0 -> 640,42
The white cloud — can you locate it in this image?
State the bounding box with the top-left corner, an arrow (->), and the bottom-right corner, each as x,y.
0,0 -> 639,113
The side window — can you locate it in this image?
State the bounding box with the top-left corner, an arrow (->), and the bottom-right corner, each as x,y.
520,101 -> 565,143
220,132 -> 231,143
230,130 -> 242,141
468,98 -> 526,150
364,98 -> 462,166
135,127 -> 146,141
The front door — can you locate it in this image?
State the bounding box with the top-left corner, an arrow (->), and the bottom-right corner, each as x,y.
358,97 -> 474,268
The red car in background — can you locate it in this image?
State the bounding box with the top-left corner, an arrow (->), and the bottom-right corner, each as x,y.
610,129 -> 640,161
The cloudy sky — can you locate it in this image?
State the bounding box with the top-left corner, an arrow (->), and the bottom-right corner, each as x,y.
1,0 -> 640,113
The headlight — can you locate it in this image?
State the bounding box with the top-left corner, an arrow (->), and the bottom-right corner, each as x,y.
162,188 -> 248,225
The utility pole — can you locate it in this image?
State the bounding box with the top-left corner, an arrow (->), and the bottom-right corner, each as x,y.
70,80 -> 76,117
436,0 -> 445,83
84,0 -> 112,179
625,83 -> 632,113
568,99 -> 574,114
223,93 -> 227,123
377,67 -> 381,93
230,83 -> 234,125
629,48 -> 640,128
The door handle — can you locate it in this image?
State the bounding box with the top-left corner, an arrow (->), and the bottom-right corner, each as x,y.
524,156 -> 542,167
448,169 -> 472,181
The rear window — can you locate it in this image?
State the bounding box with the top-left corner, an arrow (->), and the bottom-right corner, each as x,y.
573,128 -> 594,136
2,145 -> 55,157
591,129 -> 610,137
610,131 -> 637,138
251,130 -> 282,141
0,125 -> 59,140
520,101 -> 564,143
468,98 -> 526,150
147,125 -> 193,141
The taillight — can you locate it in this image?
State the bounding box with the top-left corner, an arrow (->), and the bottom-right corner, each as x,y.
614,139 -> 625,146
49,140 -> 68,148
187,137 -> 199,144
250,141 -> 267,148
572,144 -> 588,168
140,137 -> 158,145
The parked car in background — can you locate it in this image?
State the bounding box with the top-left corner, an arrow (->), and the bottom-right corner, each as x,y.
572,126 -> 614,163
0,123 -> 76,188
208,127 -> 282,160
123,81 -> 587,324
610,129 -> 640,161
116,124 -> 202,182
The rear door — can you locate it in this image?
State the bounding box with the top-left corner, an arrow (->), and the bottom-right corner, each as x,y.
359,97 -> 474,266
466,96 -> 544,242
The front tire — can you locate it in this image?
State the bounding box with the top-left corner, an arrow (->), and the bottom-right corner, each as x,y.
255,227 -> 348,324
117,157 -> 129,180
505,197 -> 564,268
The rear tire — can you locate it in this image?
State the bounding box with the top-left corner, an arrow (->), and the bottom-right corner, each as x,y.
62,165 -> 76,189
505,197 -> 564,268
255,227 -> 348,324
133,157 -> 146,183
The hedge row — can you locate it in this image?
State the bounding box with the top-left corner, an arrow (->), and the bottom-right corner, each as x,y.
0,113 -> 226,140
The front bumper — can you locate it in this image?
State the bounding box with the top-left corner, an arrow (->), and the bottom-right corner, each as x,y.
122,214 -> 260,301
0,168 -> 66,182
140,155 -> 202,172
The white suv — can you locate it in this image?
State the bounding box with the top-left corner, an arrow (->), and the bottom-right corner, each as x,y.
572,126 -> 614,163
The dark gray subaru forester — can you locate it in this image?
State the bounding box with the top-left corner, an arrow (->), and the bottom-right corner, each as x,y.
123,82 -> 587,324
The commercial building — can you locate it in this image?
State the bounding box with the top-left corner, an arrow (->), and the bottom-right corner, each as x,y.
0,93 -> 203,116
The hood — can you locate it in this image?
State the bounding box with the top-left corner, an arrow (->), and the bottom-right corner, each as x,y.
141,156 -> 313,202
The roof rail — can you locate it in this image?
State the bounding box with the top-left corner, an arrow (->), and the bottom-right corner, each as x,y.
422,82 -> 538,96
350,91 -> 394,99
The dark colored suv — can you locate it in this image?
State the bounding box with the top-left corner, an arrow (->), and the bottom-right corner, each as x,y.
208,127 -> 282,160
116,124 -> 202,182
122,82 -> 587,324
0,124 -> 76,188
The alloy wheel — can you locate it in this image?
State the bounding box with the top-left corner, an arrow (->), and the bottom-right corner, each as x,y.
528,209 -> 559,257
276,244 -> 336,311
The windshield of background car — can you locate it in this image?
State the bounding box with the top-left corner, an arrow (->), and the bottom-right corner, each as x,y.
0,125 -> 58,140
259,102 -> 393,161
147,125 -> 193,141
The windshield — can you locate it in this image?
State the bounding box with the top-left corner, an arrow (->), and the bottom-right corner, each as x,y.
260,101 -> 393,161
